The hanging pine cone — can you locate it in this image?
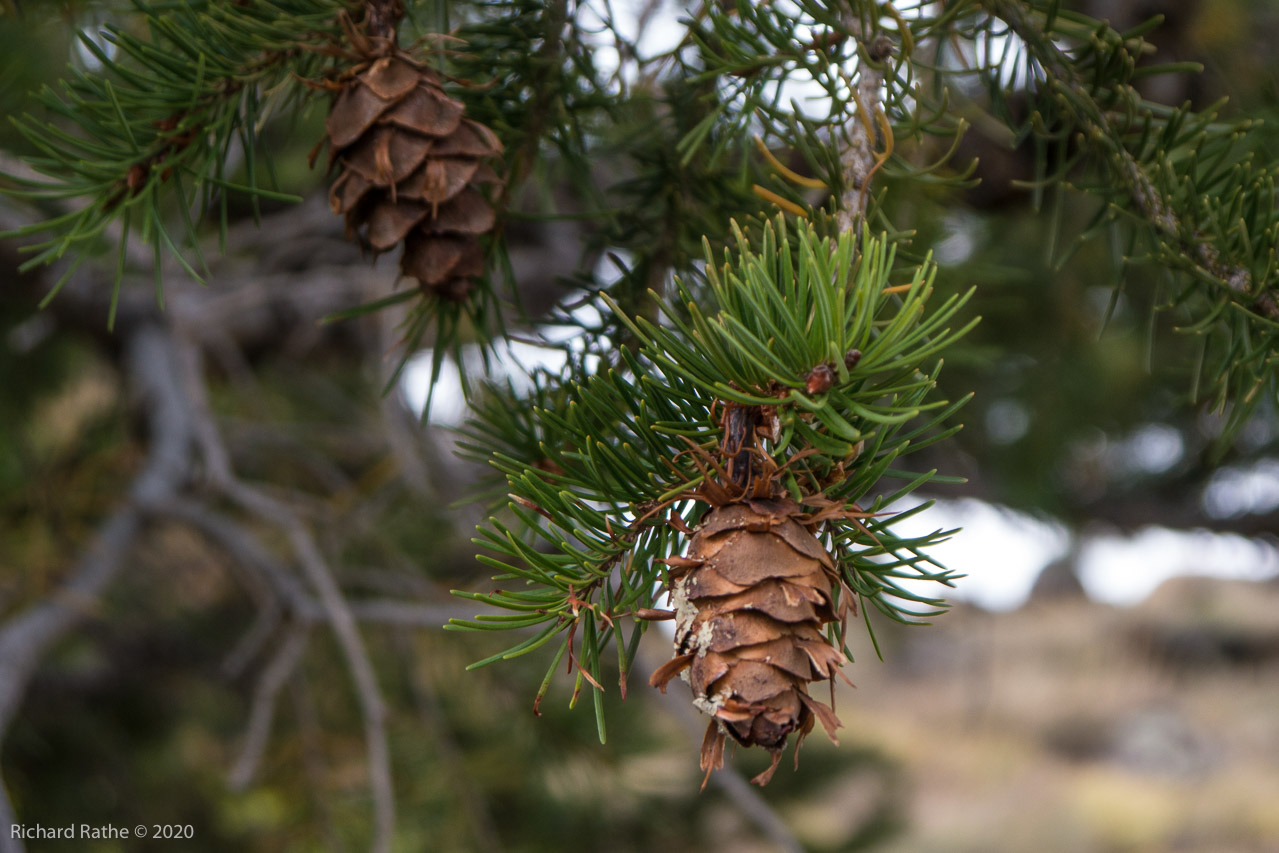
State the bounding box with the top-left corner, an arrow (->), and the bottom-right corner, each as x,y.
321,44 -> 503,301
650,496 -> 849,787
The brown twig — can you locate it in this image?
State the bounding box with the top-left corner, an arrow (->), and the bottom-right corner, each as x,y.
363,0 -> 405,42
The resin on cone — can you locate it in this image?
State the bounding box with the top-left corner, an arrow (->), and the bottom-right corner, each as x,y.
321,43 -> 502,301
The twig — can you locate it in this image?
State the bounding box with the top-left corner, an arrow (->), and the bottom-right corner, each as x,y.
171,505 -> 288,680
267,525 -> 395,853
120,497 -> 481,636
984,0 -> 1279,322
364,0 -> 405,41
220,587 -> 284,679
835,20 -> 893,235
156,498 -> 313,612
155,500 -> 475,629
230,625 -> 311,790
0,324 -> 194,853
0,152 -> 153,268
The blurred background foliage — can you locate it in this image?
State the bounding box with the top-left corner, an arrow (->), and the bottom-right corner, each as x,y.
2,0 -> 1279,851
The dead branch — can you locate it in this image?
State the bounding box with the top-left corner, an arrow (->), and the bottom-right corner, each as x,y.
220,586 -> 285,680
230,625 -> 312,790
156,498 -> 314,612
138,499 -> 478,630
176,343 -> 397,853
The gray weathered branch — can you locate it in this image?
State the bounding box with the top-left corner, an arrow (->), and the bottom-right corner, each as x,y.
176,343 -> 397,853
835,19 -> 893,234
0,324 -> 194,853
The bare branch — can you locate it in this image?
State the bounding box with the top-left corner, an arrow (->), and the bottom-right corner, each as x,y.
264,520 -> 396,853
230,625 -> 312,791
0,324 -> 194,853
176,345 -> 397,853
835,21 -> 893,234
156,498 -> 313,612
142,500 -> 479,629
221,589 -> 285,680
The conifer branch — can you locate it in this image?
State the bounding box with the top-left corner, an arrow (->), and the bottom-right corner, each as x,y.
1118,149 -> 1279,321
0,1 -> 353,312
461,220 -> 973,741
983,0 -> 1279,323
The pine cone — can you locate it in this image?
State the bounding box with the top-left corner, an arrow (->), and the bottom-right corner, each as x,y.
323,48 -> 503,301
650,498 -> 847,787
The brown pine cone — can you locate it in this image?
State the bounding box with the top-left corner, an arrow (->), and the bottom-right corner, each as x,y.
323,48 -> 503,301
650,498 -> 848,787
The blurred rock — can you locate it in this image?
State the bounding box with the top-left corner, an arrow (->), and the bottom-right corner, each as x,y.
1133,577 -> 1279,671
1029,555 -> 1086,602
1109,706 -> 1216,778
830,577 -> 1279,853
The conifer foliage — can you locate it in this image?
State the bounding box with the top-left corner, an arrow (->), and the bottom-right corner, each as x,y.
3,0 -> 1279,804
459,221 -> 974,783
